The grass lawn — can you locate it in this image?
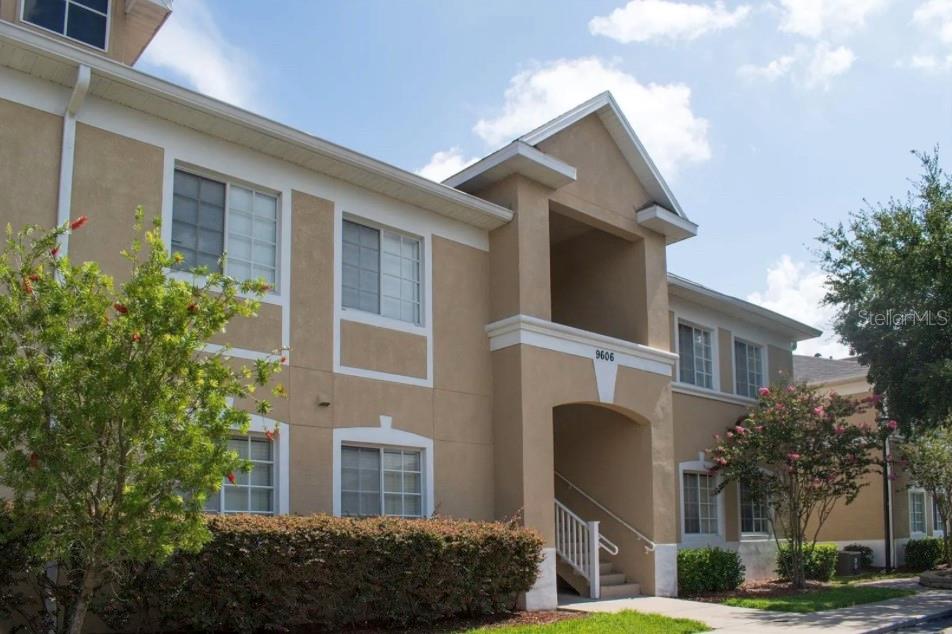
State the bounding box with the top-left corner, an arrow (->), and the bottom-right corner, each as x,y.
464,611 -> 708,633
720,585 -> 915,613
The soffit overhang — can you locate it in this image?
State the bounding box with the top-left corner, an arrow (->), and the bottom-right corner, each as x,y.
0,22 -> 513,231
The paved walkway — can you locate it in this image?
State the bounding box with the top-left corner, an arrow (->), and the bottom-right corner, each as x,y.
559,584 -> 952,633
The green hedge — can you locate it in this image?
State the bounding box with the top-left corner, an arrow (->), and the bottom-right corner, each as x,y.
905,537 -> 943,571
677,547 -> 745,596
95,514 -> 543,632
843,543 -> 875,569
776,543 -> 839,582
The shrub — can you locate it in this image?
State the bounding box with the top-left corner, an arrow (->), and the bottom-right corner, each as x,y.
905,538 -> 943,571
776,543 -> 839,582
677,547 -> 746,596
843,544 -> 875,569
97,514 -> 543,632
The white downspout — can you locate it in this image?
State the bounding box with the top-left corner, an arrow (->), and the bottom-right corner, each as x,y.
56,64 -> 91,257
886,436 -> 896,566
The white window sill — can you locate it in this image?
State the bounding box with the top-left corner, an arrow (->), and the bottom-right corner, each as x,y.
340,306 -> 427,335
673,383 -> 757,406
740,533 -> 771,542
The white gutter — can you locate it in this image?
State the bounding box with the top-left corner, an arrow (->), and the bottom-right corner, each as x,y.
56,64 -> 91,257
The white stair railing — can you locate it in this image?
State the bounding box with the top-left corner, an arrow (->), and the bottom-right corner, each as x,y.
554,499 -> 618,599
555,471 -> 656,552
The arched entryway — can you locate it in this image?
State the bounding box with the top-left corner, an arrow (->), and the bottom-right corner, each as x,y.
553,402 -> 658,600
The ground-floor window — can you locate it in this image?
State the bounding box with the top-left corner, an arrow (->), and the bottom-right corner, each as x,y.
740,480 -> 769,535
341,445 -> 423,517
205,433 -> 275,515
910,490 -> 927,535
683,472 -> 718,535
936,498 -> 945,534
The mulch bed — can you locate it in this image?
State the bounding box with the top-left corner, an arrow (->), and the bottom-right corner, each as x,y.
691,579 -> 830,602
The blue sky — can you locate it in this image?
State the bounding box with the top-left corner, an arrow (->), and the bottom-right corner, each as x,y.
136,0 -> 952,356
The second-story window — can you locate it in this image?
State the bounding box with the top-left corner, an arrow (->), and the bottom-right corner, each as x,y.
342,219 -> 422,325
23,0 -> 108,50
734,339 -> 764,399
678,322 -> 713,389
171,169 -> 279,286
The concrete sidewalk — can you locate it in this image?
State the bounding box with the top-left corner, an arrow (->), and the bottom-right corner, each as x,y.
559,587 -> 952,633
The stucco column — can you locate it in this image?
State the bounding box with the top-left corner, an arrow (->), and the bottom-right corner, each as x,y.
491,346 -> 557,609
650,386 -> 679,596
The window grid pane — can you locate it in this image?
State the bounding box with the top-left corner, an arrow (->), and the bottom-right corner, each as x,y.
342,220 -> 422,325
678,324 -> 713,389
226,186 -> 278,284
24,0 -> 108,49
684,472 -> 718,535
936,499 -> 944,532
172,170 -> 225,273
911,492 -> 926,534
382,448 -> 423,518
740,481 -> 768,534
341,446 -> 382,516
735,340 -> 764,398
206,434 -> 275,516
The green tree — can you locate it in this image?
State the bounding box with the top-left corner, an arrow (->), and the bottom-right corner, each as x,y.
707,384 -> 889,589
0,210 -> 284,634
899,425 -> 952,567
818,150 -> 952,433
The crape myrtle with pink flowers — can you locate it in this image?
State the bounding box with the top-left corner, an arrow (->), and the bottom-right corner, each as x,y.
707,382 -> 896,589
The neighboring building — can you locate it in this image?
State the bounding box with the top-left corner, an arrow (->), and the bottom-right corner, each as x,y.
2,0 -> 907,609
795,354 -> 945,568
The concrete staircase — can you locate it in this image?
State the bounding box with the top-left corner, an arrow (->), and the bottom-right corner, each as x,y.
597,559 -> 641,599
556,553 -> 640,599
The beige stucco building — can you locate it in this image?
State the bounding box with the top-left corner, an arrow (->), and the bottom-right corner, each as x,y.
0,0 -> 906,608
794,355 -> 946,569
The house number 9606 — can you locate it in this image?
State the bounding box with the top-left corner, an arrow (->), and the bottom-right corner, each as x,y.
595,349 -> 615,362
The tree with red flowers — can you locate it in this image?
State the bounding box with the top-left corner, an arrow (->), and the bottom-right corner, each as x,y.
0,209 -> 285,634
707,383 -> 891,588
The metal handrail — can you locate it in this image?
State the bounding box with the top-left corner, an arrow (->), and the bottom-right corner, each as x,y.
555,471 -> 657,551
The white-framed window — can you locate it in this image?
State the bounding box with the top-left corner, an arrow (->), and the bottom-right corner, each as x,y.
734,339 -> 764,399
342,218 -> 422,326
21,0 -> 108,50
935,497 -> 945,535
171,168 -> 279,285
683,472 -> 719,535
205,434 -> 275,515
740,480 -> 769,535
910,490 -> 927,536
678,322 -> 713,389
332,420 -> 434,518
341,445 -> 423,517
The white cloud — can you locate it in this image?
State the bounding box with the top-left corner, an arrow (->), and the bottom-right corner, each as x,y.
140,0 -> 257,108
416,147 -> 478,182
804,42 -> 856,89
737,55 -> 796,81
778,0 -> 888,39
901,53 -> 952,71
913,0 -> 952,44
737,43 -> 854,89
746,255 -> 850,358
472,57 -> 710,177
589,0 -> 751,43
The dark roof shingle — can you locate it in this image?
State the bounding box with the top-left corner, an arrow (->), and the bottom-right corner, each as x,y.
793,355 -> 868,383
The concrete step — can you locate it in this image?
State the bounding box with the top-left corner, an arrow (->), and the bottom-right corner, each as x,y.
600,572 -> 627,586
599,561 -> 614,575
599,582 -> 641,599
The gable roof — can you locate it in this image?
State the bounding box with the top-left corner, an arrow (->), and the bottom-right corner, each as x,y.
517,91 -> 688,220
669,273 -> 823,341
793,355 -> 868,384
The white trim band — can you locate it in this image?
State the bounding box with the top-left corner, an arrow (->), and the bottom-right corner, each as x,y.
485,314 -> 677,377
